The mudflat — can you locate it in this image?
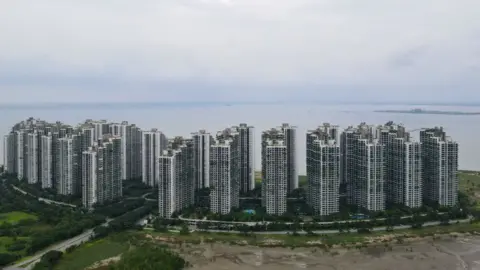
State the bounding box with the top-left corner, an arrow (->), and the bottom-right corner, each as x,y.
176,236 -> 480,270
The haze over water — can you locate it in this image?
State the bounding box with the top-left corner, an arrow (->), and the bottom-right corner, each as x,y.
1,103 -> 479,173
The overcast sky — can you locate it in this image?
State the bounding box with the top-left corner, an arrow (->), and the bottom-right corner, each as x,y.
1,0 -> 479,103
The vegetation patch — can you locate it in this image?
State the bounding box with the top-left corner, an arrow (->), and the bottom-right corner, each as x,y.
0,211 -> 38,224
0,236 -> 29,253
108,244 -> 187,270
0,175 -> 106,267
54,238 -> 129,270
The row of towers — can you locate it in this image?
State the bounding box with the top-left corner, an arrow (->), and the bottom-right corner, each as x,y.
158,124 -> 256,217
158,122 -> 458,217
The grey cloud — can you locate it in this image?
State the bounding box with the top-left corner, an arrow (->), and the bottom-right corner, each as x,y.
0,0 -> 480,103
388,45 -> 430,69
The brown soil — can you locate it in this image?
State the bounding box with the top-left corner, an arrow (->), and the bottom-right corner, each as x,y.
162,236 -> 480,270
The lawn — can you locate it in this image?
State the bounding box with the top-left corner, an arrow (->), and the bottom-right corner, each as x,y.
54,238 -> 129,270
0,211 -> 38,224
0,236 -> 30,253
459,170 -> 480,209
459,170 -> 480,193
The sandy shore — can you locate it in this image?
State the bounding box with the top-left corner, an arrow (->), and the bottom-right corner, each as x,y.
167,236 -> 480,270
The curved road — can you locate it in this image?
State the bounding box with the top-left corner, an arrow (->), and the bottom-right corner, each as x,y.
10,185 -> 78,208
4,225 -> 103,270
192,218 -> 472,235
5,185 -> 152,270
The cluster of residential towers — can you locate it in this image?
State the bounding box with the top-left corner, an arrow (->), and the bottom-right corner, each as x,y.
158,121 -> 458,218
4,118 -> 153,209
3,118 -> 459,217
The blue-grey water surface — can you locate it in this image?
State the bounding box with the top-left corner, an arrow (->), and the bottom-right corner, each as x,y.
1,103 -> 479,173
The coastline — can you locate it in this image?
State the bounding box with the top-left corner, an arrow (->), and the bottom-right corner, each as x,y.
374,110 -> 480,115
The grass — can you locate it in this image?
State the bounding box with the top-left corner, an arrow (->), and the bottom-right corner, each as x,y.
54,237 -> 129,270
0,211 -> 38,224
0,236 -> 30,253
458,170 -> 480,209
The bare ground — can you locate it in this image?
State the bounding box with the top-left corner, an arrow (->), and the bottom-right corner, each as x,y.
165,236 -> 480,270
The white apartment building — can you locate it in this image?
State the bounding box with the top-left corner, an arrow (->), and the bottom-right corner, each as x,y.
192,130 -> 212,189
126,124 -> 143,180
57,136 -> 81,195
158,137 -> 195,218
354,138 -> 385,211
281,124 -> 298,193
81,128 -> 95,151
421,127 -> 458,206
40,134 -> 53,189
109,122 -> 128,180
102,137 -> 123,200
82,148 -> 98,209
306,124 -> 341,216
26,132 -> 39,184
210,130 -> 240,214
15,130 -> 25,180
391,138 -> 422,208
263,139 -> 287,215
261,124 -> 297,197
233,124 -> 255,193
3,133 -> 16,174
142,129 -> 167,187
376,122 -> 422,208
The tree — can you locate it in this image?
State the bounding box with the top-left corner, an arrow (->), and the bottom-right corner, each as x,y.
180,224 -> 190,235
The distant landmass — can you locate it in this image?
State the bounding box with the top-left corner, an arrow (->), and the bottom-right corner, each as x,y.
375,108 -> 480,115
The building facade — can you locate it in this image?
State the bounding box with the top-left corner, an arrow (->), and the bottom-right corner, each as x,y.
306,124 -> 341,216
40,134 -> 53,189
82,148 -> 98,209
142,129 -> 167,187
421,127 -> 458,206
342,123 -> 386,211
158,137 -> 195,218
209,129 -> 240,214
26,132 -> 39,184
192,130 -> 212,189
262,138 -> 287,215
234,124 -> 255,194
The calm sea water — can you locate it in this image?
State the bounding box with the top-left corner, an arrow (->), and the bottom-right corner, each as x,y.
1,103 -> 479,173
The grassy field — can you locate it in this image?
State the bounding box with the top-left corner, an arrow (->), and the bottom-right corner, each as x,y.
459,170 -> 480,193
54,238 -> 129,270
0,211 -> 38,224
0,236 -> 30,253
459,170 -> 480,209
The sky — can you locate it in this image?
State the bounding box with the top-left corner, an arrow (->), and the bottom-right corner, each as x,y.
1,0 -> 480,103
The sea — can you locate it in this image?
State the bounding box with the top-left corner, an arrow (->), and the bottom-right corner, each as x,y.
1,103 -> 479,174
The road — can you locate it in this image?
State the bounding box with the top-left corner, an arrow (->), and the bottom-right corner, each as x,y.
11,185 -> 78,208
177,212 -> 437,226
125,192 -> 156,202
4,227 -> 99,270
4,183 -> 151,269
192,217 -> 472,235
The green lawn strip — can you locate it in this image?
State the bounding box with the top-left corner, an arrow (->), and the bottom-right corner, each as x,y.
54,238 -> 129,270
459,171 -> 480,190
141,221 -> 480,248
0,211 -> 38,224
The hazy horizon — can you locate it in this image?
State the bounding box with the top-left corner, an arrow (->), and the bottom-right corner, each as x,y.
2,104 -> 479,173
